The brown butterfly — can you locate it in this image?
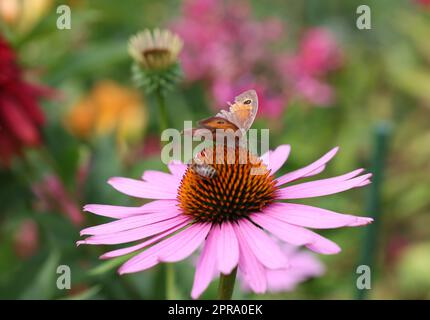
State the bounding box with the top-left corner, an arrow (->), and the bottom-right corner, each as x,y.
186,90 -> 258,178
184,89 -> 258,138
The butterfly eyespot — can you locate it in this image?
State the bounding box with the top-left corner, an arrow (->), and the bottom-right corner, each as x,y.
243,99 -> 252,105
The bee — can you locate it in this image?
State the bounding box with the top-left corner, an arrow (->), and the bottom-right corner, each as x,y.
188,150 -> 217,179
185,90 -> 259,179
190,163 -> 217,179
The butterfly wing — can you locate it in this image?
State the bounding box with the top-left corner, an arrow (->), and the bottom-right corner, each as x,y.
216,90 -> 258,133
197,116 -> 239,131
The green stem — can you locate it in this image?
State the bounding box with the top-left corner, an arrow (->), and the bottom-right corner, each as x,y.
217,268 -> 237,300
165,264 -> 176,300
356,122 -> 391,300
153,90 -> 176,299
155,89 -> 169,134
155,263 -> 177,300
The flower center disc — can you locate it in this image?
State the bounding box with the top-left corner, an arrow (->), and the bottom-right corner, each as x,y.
178,145 -> 277,223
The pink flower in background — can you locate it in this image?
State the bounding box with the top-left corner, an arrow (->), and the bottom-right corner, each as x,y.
413,0 -> 430,8
32,174 -> 84,226
141,135 -> 162,158
296,28 -> 343,77
78,143 -> 372,299
241,244 -> 325,293
295,76 -> 335,106
278,28 -> 343,106
173,0 -> 343,115
14,219 -> 39,258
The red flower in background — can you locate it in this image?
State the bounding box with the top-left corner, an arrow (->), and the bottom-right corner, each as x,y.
0,34 -> 50,167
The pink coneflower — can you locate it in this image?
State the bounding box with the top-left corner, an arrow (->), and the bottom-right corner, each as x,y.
78,143 -> 372,299
241,243 -> 325,293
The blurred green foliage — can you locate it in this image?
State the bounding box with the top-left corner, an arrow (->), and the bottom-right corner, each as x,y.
1,0 -> 430,300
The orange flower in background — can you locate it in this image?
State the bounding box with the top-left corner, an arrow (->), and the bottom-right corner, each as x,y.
0,0 -> 53,34
66,81 -> 147,144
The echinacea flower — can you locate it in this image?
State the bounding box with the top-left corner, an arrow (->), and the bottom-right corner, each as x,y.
129,29 -> 183,71
129,29 -> 183,93
78,143 -> 372,299
241,243 -> 325,293
0,34 -> 51,167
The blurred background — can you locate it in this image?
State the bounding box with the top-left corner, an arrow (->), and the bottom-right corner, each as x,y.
0,0 -> 429,300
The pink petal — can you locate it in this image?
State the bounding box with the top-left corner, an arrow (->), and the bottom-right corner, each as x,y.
264,202 -> 373,229
234,219 -> 287,269
159,223 -> 211,262
251,213 -> 341,254
213,222 -> 239,274
260,150 -> 271,166
168,160 -> 187,178
261,144 -> 291,174
141,170 -> 181,186
119,222 -> 211,274
357,180 -> 372,187
235,224 -> 267,294
108,177 -> 178,199
80,207 -> 182,236
276,147 -> 339,186
191,228 -> 218,299
83,200 -> 179,219
264,250 -> 325,293
305,233 -> 341,255
100,220 -> 189,259
304,164 -> 326,177
251,213 -> 314,246
289,251 -> 325,277
77,215 -> 190,245
277,172 -> 371,199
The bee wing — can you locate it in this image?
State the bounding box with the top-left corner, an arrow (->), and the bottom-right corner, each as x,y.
216,90 -> 258,133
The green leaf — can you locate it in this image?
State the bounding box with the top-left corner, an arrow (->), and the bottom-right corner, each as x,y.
19,249 -> 61,300
43,124 -> 80,188
61,285 -> 101,300
88,253 -> 135,277
84,134 -> 124,204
